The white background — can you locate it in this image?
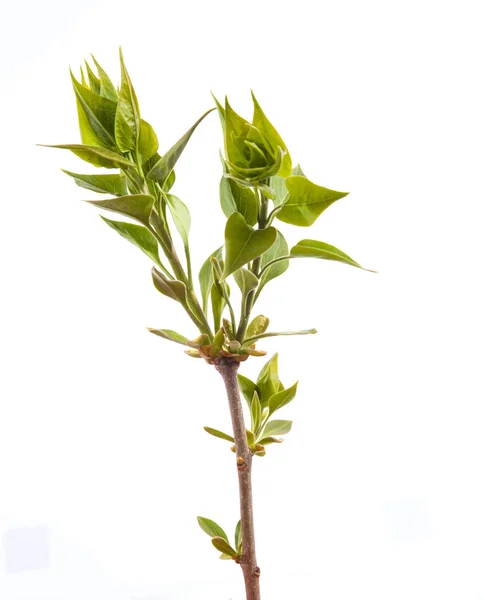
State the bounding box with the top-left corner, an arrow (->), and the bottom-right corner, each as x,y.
1,0 -> 482,598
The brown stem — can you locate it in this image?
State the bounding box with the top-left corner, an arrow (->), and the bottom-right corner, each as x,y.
215,358 -> 261,600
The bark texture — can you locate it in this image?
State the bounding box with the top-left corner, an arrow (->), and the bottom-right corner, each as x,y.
215,358 -> 261,600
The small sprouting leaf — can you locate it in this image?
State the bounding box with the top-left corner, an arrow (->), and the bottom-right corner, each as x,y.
39,144 -> 135,169
211,282 -> 226,333
147,108 -> 215,185
219,553 -> 234,560
164,193 -> 191,248
261,419 -> 293,437
251,91 -> 292,177
237,374 -> 260,407
276,176 -> 348,227
245,315 -> 270,340
291,239 -> 375,271
246,430 -> 255,446
235,520 -> 242,554
250,391 -> 261,433
256,353 -> 280,407
61,170 -> 127,196
138,119 -> 159,163
84,60 -> 100,93
222,213 -> 276,279
268,382 -> 298,415
243,328 -> 317,344
100,216 -> 161,266
197,517 -> 229,543
211,537 -> 237,557
115,48 -> 141,153
254,230 -> 289,303
151,267 -> 187,303
220,155 -> 259,225
253,445 -> 266,457
203,427 -> 234,443
291,164 -> 306,177
258,436 -> 284,445
198,248 -> 223,311
233,268 -> 258,296
86,194 -> 155,227
147,328 -> 189,345
91,55 -> 118,101
213,328 -> 225,348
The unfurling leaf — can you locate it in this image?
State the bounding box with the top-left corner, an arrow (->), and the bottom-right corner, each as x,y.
243,328 -> 317,344
39,144 -> 135,169
250,391 -> 262,433
219,154 -> 259,225
62,170 -> 128,196
276,176 -> 348,227
246,315 -> 270,340
147,108 -> 215,185
233,268 -> 258,296
138,119 -> 159,163
268,382 -> 298,415
237,374 -> 260,407
211,537 -> 237,557
197,517 -> 229,543
198,247 -> 223,312
147,328 -> 189,345
151,267 -> 187,302
164,193 -> 191,248
222,213 -> 276,279
256,353 -> 280,407
115,48 -> 141,153
261,419 -> 293,437
258,435 -> 284,445
254,229 -> 289,302
90,55 -> 118,101
86,194 -> 155,227
291,239 -> 375,271
100,216 -> 161,266
235,520 -> 242,554
204,427 -> 235,443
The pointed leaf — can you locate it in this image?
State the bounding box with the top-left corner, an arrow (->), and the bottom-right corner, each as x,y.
138,119 -> 159,163
211,537 -> 237,557
258,436 -> 284,445
291,239 -> 374,271
91,55 -> 118,101
233,268 -> 258,296
250,391 -> 261,433
197,517 -> 229,543
165,193 -> 191,248
62,170 -> 127,196
86,194 -> 154,226
257,353 -> 280,407
151,267 -> 187,303
39,144 -> 135,169
237,374 -> 260,407
115,48 -> 141,153
222,213 -> 276,279
244,328 -> 317,344
268,382 -> 298,415
211,282 -> 226,333
220,155 -> 259,225
254,229 -> 289,302
261,419 -> 293,437
246,315 -> 270,340
199,247 -> 223,313
84,60 -> 100,94
235,520 -> 242,554
276,176 -> 348,227
147,109 -> 215,185
147,328 -> 189,345
100,216 -> 161,266
203,427 -> 234,443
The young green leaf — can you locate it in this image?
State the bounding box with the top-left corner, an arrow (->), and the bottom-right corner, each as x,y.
291,239 -> 375,271
234,520 -> 242,554
261,419 -> 293,437
237,374 -> 260,407
254,229 -> 289,303
268,381 -> 298,415
164,194 -> 191,248
250,391 -> 262,433
251,91 -> 292,177
245,315 -> 270,340
222,213 -> 276,279
84,60 -> 101,94
147,108 -> 215,185
219,155 -> 259,225
61,170 -> 128,196
91,54 -> 118,101
199,247 -> 223,313
138,119 -> 159,163
233,268 -> 258,296
243,328 -> 317,345
257,436 -> 284,445
203,427 -> 235,443
39,144 -> 135,169
147,328 -> 189,345
151,267 -> 187,303
100,216 -> 161,266
211,282 -> 226,333
197,517 -> 229,543
211,537 -> 237,557
115,48 -> 141,153
276,176 -> 348,227
256,353 -> 280,407
85,194 -> 155,227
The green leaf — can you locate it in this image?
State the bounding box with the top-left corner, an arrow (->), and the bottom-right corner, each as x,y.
147,328 -> 189,345
220,155 -> 259,225
257,353 -> 280,407
261,419 -> 293,437
246,315 -> 270,340
244,328 -> 317,344
254,229 -> 289,303
147,108 -> 215,185
235,520 -> 242,554
151,267 -> 187,303
100,216 -> 161,266
211,537 -> 237,557
197,517 -> 229,543
164,193 -> 191,248
276,176 -> 348,227
251,91 -> 292,177
203,427 -> 234,443
222,213 -> 276,279
39,144 -> 135,169
291,164 -> 306,177
246,429 -> 255,446
268,382 -> 298,415
61,170 -> 127,196
291,239 -> 374,271
250,391 -> 261,433
84,60 -> 100,94
115,48 -> 141,153
91,55 -> 118,101
86,194 -> 155,227
199,247 -> 223,313
211,282 -> 226,333
237,374 -> 260,407
233,268 -> 258,296
258,436 -> 284,445
138,119 -> 159,163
